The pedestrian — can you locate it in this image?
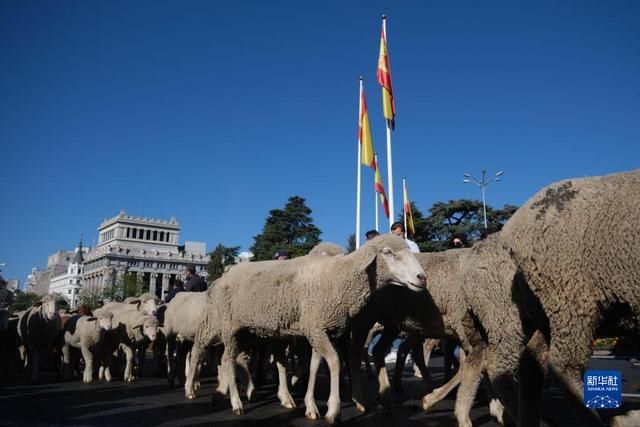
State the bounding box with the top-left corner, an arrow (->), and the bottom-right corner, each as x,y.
165,278 -> 185,303
184,267 -> 207,292
390,221 -> 420,253
365,230 -> 380,241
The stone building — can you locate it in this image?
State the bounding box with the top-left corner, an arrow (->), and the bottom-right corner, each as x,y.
28,246 -> 90,295
82,210 -> 209,301
48,238 -> 85,308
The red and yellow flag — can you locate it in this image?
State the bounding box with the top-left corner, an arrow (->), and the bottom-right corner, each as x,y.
374,158 -> 390,218
358,84 -> 375,169
403,180 -> 415,236
377,23 -> 396,130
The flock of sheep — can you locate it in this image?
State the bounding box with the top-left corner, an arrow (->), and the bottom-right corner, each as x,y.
2,168 -> 639,427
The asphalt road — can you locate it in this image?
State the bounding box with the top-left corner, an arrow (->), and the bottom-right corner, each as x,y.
1,355 -> 639,426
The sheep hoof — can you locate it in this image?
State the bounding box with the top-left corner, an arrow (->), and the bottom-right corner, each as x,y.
281,399 -> 296,409
186,392 -> 196,400
325,412 -> 341,425
194,381 -> 201,391
232,408 -> 244,416
305,408 -> 320,420
354,401 -> 368,413
422,397 -> 434,411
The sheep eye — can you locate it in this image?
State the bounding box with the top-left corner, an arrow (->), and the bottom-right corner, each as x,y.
382,247 -> 392,255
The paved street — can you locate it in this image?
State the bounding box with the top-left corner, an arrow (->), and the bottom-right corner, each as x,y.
1,355 -> 639,426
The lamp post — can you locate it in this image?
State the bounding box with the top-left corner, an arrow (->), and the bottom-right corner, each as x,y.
463,170 -> 503,229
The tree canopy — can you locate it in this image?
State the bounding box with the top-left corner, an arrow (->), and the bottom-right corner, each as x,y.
207,244 -> 240,282
398,199 -> 518,252
251,196 -> 322,261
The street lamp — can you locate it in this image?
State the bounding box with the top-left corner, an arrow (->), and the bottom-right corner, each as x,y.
463,170 -> 504,229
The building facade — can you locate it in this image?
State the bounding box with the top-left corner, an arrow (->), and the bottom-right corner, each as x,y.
28,247 -> 90,295
48,239 -> 85,308
82,210 -> 209,301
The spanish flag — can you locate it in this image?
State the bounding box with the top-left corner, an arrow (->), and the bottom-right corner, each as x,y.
403,178 -> 415,236
359,82 -> 375,169
374,158 -> 390,218
377,19 -> 396,130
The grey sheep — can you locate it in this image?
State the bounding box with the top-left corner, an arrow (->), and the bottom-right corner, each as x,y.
16,294 -> 61,382
494,169 -> 640,427
61,312 -> 114,383
212,234 -> 426,424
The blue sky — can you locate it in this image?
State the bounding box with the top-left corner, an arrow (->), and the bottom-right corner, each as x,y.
1,1 -> 639,284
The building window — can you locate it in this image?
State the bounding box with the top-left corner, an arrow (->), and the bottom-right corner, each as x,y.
69,279 -> 72,284
160,231 -> 164,241
146,230 -> 151,240
68,289 -> 72,294
132,228 -> 137,238
126,227 -> 130,238
153,230 -> 158,241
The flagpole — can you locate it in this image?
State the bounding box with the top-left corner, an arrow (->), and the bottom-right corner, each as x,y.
382,15 -> 395,230
356,77 -> 363,249
374,153 -> 379,232
402,176 -> 407,239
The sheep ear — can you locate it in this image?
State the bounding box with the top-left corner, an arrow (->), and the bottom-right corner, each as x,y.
87,316 -> 97,322
33,301 -> 43,308
132,324 -> 143,330
357,246 -> 378,272
127,299 -> 140,305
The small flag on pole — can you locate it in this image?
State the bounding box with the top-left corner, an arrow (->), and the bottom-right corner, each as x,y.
377,18 -> 396,130
374,158 -> 390,218
359,81 -> 376,169
403,178 -> 415,236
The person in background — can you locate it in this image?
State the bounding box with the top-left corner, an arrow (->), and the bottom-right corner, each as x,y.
165,278 -> 185,303
274,250 -> 290,260
390,221 -> 420,253
365,230 -> 380,241
185,266 -> 207,292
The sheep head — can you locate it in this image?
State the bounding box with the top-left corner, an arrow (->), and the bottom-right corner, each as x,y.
34,294 -> 60,321
358,234 -> 426,292
133,316 -> 159,342
125,293 -> 159,316
96,311 -> 114,331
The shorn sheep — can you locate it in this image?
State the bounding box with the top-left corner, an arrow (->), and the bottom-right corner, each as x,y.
496,169 -> 640,427
211,234 -> 426,424
61,312 -> 114,383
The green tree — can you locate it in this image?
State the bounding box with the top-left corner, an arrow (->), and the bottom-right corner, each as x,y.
101,270 -> 124,302
346,233 -> 356,253
9,291 -> 41,314
207,244 -> 240,282
398,199 -> 518,252
122,272 -> 143,299
78,283 -> 104,310
251,196 -> 322,260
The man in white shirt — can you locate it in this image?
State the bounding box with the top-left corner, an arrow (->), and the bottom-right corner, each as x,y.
390,221 -> 420,253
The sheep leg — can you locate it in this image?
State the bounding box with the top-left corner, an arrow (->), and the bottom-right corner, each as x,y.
167,335 -> 177,386
62,344 -> 71,380
273,342 -> 296,409
137,344 -> 145,378
30,347 -> 39,382
517,330 -> 549,427
221,334 -> 244,415
185,336 -> 206,399
411,337 -> 435,391
349,319 -> 375,413
453,345 -> 486,427
371,327 -> 398,404
80,345 -> 94,383
422,360 -> 463,411
291,339 -> 310,386
548,353 -> 603,427
309,333 -> 341,425
392,335 -> 413,394
122,345 -> 135,382
304,347 -> 322,420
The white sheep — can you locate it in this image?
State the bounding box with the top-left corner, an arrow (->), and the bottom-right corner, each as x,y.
61,312 -> 114,383
211,234 -> 426,424
16,294 -> 61,382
